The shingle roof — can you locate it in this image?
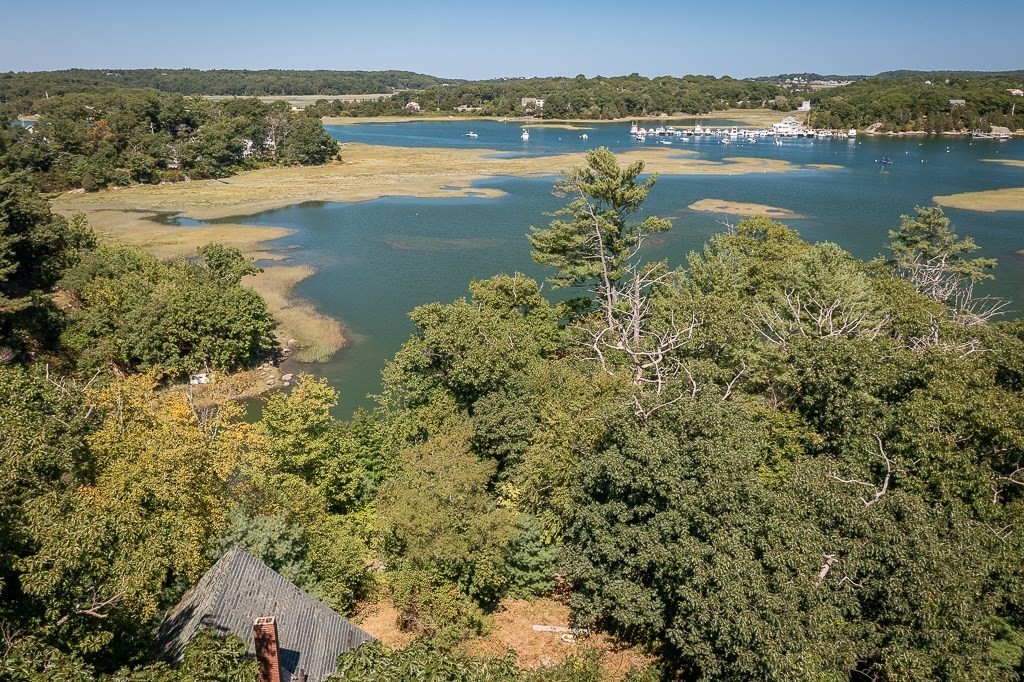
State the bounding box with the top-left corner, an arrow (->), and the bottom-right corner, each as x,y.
157,546 -> 374,682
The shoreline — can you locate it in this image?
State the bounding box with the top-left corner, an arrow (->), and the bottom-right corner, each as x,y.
52,141 -> 843,378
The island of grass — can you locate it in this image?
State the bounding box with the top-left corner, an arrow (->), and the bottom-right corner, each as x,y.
688,199 -> 804,219
933,188 -> 1024,212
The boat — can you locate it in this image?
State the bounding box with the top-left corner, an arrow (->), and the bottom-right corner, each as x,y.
848,128 -> 857,138
521,128 -> 529,141
659,139 -> 673,145
879,156 -> 893,165
629,121 -> 639,135
464,132 -> 478,138
580,133 -> 588,140
721,138 -> 731,145
774,137 -> 782,146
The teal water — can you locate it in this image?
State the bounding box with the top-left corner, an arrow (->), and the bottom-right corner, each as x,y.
224,121 -> 1024,417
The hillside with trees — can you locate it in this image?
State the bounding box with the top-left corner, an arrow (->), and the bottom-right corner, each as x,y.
2,150 -> 1023,680
0,69 -> 458,104
809,74 -> 1024,132
0,90 -> 338,191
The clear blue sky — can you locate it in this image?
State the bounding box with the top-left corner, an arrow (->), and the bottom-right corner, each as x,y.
3,0 -> 1021,79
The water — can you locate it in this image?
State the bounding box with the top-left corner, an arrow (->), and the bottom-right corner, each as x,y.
221,121 -> 1024,416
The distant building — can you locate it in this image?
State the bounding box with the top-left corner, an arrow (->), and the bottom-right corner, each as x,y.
157,547 -> 373,682
454,104 -> 480,112
404,101 -> 421,112
521,97 -> 545,110
798,100 -> 811,111
188,372 -> 212,385
1008,89 -> 1024,97
949,99 -> 966,107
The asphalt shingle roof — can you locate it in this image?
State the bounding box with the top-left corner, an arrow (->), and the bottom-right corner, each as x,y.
157,546 -> 373,682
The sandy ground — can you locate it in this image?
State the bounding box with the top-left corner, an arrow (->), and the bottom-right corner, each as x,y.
688,198 -> 804,219
355,598 -> 653,679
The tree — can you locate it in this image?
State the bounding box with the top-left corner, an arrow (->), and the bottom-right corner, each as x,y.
528,147 -> 670,293
889,205 -> 1002,325
0,171 -> 95,355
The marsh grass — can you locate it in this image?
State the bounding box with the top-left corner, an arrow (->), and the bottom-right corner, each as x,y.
688,198 -> 804,219
933,188 -> 1024,212
243,265 -> 346,363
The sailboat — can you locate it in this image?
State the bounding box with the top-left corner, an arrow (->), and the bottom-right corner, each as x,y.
521,128 -> 529,141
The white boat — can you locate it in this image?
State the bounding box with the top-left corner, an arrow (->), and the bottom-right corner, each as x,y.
721,138 -> 731,145
580,133 -> 589,140
629,121 -> 639,135
521,128 -> 529,141
848,128 -> 857,138
774,137 -> 782,146
659,139 -> 673,145
465,132 -> 478,138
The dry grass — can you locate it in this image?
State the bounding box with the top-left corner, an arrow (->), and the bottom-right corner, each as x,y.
53,145 -> 832,225
354,597 -> 653,680
982,158 -> 1024,169
242,266 -> 346,363
205,94 -> 391,108
352,601 -> 418,650
689,198 -> 804,219
933,188 -> 1024,212
462,598 -> 654,680
52,207 -> 294,260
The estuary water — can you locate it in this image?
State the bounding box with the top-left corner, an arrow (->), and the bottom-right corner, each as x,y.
227,120 -> 1024,416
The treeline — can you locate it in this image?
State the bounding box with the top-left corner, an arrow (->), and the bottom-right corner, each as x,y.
0,90 -> 338,191
4,151 -> 1024,680
809,74 -> 1024,131
0,69 -> 456,105
303,74 -> 784,120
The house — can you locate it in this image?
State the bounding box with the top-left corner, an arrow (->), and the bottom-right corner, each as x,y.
188,372 -> 212,385
454,104 -> 480,112
521,97 -> 545,110
1008,89 -> 1024,97
157,547 -> 374,682
798,100 -> 811,112
949,99 -> 966,107
404,101 -> 421,112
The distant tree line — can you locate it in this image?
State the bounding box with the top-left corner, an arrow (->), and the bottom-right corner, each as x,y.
0,69 -> 458,105
0,90 -> 339,191
305,73 -> 783,120
809,74 -> 1024,132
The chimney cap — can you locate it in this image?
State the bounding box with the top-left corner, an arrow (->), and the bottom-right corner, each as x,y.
254,616 -> 276,626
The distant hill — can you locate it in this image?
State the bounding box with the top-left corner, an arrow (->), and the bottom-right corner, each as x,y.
753,72 -> 868,83
0,68 -> 462,101
875,69 -> 1024,80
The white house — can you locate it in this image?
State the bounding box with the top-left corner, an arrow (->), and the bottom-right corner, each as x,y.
798,100 -> 811,112
404,101 -> 421,112
1008,89 -> 1024,97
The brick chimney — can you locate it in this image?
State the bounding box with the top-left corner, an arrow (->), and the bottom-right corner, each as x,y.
253,616 -> 282,682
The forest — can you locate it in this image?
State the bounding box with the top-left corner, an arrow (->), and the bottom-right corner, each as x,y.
307,74 -> 785,120
0,90 -> 338,191
0,69 -> 458,103
808,74 -> 1024,132
2,146 -> 1023,680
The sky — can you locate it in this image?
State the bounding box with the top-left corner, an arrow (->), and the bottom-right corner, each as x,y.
2,0 -> 1022,79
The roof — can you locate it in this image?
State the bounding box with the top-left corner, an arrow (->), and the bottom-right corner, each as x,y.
156,546 -> 374,682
